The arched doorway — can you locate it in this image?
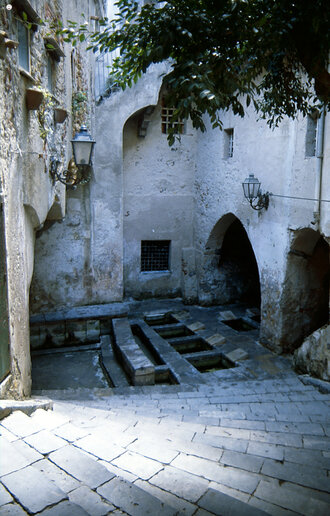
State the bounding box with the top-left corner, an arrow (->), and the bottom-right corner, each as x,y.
199,214 -> 261,307
280,229 -> 329,352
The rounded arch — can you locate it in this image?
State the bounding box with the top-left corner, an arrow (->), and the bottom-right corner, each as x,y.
279,228 -> 329,352
205,213 -> 237,251
199,214 -> 261,307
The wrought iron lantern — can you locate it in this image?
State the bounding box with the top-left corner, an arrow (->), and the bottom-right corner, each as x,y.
242,174 -> 270,211
50,125 -> 96,187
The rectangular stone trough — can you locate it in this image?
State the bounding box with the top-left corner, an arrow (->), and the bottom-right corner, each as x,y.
112,318 -> 155,385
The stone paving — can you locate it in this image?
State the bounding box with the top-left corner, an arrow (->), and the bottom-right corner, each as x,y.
1,300 -> 330,515
1,375 -> 330,515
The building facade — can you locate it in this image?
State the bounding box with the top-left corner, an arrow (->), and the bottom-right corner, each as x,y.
1,0 -> 329,398
0,0 -> 104,398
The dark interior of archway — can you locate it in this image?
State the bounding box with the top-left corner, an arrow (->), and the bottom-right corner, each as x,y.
219,219 -> 261,307
281,235 -> 329,352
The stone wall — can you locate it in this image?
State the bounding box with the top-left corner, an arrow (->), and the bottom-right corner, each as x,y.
0,0 -> 103,398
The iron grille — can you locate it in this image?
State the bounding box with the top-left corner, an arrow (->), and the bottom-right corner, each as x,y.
161,106 -> 185,135
141,240 -> 170,271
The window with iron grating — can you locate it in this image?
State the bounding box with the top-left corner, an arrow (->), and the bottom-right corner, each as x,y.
141,240 -> 170,271
161,104 -> 185,135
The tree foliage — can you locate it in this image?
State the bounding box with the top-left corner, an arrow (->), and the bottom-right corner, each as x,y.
61,0 -> 330,141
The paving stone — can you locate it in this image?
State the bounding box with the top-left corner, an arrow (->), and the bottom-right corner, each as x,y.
187,321 -> 205,332
69,485 -> 115,515
193,509 -> 215,516
250,430 -> 303,447
303,435 -> 330,451
171,453 -> 260,494
193,432 -> 249,453
112,450 -> 163,480
30,409 -> 69,430
24,430 -> 67,455
261,458 -> 330,492
275,402 -> 302,415
220,418 -> 266,430
172,311 -> 190,321
207,481 -> 250,504
0,503 -> 28,515
97,476 -> 177,515
295,401 -> 329,415
165,437 -> 223,462
38,501 -> 89,515
0,411 -> 43,438
205,334 -> 226,347
98,460 -> 139,483
275,413 -> 311,423
254,479 -> 330,515
247,441 -> 284,461
198,488 -> 268,515
0,426 -> 17,442
265,421 -> 325,436
127,438 -> 179,464
53,422 -> 90,442
73,433 -> 125,462
225,348 -> 249,362
149,465 -> 209,502
220,450 -> 264,473
205,425 -> 251,440
1,465 -> 66,514
33,459 -> 81,492
13,439 -> 43,463
0,438 -> 34,477
134,479 -> 196,515
284,446 -> 330,469
248,496 -> 300,516
218,311 -> 236,320
0,483 -> 13,505
49,445 -> 114,488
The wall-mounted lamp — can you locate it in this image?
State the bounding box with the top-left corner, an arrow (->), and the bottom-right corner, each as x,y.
242,174 -> 270,211
50,125 -> 96,187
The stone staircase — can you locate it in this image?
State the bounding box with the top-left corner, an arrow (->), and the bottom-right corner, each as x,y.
1,375 -> 330,515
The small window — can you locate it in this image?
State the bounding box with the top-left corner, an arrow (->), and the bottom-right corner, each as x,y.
141,240 -> 170,272
161,101 -> 185,135
224,128 -> 234,158
18,20 -> 30,72
305,113 -> 318,157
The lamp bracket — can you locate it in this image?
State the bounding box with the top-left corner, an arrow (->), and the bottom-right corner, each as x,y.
249,191 -> 270,211
50,156 -> 92,187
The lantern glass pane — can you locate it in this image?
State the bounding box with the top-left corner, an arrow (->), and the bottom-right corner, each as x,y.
73,141 -> 93,165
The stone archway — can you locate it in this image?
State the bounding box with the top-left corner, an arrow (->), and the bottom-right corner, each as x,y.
279,228 -> 329,352
199,214 -> 261,307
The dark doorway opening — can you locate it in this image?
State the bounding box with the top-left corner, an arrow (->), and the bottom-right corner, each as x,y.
218,219 -> 261,307
280,230 -> 329,352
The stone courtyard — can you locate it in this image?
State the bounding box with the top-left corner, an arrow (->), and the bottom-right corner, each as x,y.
1,300 -> 329,515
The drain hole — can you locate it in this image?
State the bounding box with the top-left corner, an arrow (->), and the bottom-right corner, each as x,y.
222,318 -> 255,332
188,355 -> 235,373
154,324 -> 194,338
145,313 -> 177,326
170,338 -> 212,355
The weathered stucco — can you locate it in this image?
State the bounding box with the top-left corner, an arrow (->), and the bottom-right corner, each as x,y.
0,0 -> 104,398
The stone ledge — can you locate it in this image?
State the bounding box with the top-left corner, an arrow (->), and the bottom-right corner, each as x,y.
112,318 -> 155,386
0,398 -> 53,420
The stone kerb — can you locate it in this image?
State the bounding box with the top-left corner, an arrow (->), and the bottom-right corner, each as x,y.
112,318 -> 155,385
